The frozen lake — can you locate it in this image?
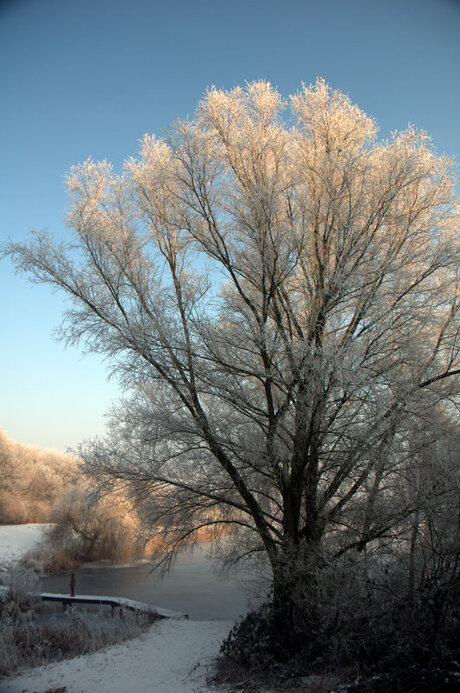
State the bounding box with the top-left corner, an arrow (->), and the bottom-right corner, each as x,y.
0,525 -> 268,620
39,543 -> 267,621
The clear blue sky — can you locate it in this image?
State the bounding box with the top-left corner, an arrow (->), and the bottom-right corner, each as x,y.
1,0 -> 459,452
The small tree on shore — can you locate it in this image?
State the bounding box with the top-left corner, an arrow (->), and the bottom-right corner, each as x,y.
5,81 -> 459,647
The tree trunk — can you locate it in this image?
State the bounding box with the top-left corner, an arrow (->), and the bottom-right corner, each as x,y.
271,560 -> 298,658
270,539 -> 322,658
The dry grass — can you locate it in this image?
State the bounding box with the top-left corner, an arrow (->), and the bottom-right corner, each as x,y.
0,567 -> 157,679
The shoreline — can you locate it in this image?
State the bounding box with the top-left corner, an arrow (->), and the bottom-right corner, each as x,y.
0,523 -> 238,693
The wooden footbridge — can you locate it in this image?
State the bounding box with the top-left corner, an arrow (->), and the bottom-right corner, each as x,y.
40,591 -> 188,618
0,586 -> 187,619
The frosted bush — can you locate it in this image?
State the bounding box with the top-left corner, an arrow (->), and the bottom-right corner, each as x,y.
2,565 -> 40,612
0,597 -> 155,678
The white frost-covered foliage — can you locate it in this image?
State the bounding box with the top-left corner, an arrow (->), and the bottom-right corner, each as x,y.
0,429 -> 78,524
5,81 -> 459,630
44,485 -> 142,569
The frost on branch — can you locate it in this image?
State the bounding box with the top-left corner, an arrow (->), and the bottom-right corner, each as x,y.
4,80 -> 459,667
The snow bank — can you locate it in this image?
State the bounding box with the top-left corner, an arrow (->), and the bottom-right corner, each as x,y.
0,524 -> 47,569
1,618 -> 233,693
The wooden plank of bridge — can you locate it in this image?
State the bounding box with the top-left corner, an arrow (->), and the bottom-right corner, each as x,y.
41,593 -> 158,616
1,586 -> 188,619
39,592 -> 188,619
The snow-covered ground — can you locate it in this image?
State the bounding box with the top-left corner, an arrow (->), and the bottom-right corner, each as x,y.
0,525 -> 243,693
1,618 -> 233,693
0,523 -> 47,569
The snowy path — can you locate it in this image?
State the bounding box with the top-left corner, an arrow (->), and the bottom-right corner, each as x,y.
0,524 -> 240,693
1,618 -> 234,693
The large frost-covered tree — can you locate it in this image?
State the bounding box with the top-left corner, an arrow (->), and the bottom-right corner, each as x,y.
6,81 -> 459,636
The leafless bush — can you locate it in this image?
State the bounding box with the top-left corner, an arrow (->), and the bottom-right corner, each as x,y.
1,565 -> 40,613
40,486 -> 142,570
217,548 -> 459,690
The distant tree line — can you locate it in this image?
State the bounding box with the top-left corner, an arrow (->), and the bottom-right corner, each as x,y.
0,429 -> 78,524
